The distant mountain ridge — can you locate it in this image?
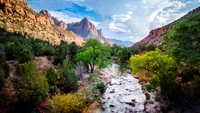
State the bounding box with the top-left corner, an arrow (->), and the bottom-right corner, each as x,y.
133,6 -> 200,47
108,38 -> 134,47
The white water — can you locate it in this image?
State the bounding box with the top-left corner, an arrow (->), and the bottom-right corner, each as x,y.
99,64 -> 146,113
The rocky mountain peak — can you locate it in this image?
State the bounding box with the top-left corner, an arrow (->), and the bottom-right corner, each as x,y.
67,17 -> 111,44
39,10 -> 67,30
0,0 -> 84,45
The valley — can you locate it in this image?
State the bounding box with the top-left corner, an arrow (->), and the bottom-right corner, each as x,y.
0,0 -> 200,113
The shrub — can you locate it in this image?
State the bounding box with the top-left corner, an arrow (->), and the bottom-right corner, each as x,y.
12,61 -> 49,103
48,93 -> 85,113
96,82 -> 106,94
61,57 -> 78,91
46,67 -> 59,87
17,48 -> 33,63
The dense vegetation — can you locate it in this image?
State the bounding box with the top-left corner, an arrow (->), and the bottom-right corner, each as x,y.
130,13 -> 200,112
0,29 -> 112,112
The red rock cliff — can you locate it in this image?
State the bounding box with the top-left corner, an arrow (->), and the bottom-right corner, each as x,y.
133,6 -> 200,47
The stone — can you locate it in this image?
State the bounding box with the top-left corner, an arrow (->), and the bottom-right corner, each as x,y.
109,105 -> 115,107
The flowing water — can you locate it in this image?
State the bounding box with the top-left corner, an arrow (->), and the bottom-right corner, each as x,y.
84,63 -> 146,113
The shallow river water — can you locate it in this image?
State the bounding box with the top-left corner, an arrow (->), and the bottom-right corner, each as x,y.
84,63 -> 147,113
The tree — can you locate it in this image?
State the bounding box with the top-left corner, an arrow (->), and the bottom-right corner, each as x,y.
48,93 -> 85,113
130,49 -> 176,94
54,41 -> 70,64
117,47 -> 131,63
17,48 -> 33,63
13,61 -> 49,103
163,14 -> 200,82
76,39 -> 111,73
61,57 -> 78,91
46,67 -> 59,87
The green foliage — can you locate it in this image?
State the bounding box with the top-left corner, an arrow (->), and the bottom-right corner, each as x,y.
18,48 -> 33,63
130,46 -> 141,55
96,82 -> 106,94
48,93 -> 85,113
76,39 -> 111,73
61,57 -> 78,91
54,41 -> 70,64
0,43 -> 6,63
88,72 -> 99,83
162,14 -> 200,82
46,67 -> 59,87
130,49 -> 174,78
117,47 -> 131,63
111,44 -> 122,57
12,61 -> 49,103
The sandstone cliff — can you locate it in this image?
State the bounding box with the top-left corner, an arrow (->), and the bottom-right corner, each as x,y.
0,0 -> 84,45
67,17 -> 112,44
133,6 -> 200,47
39,10 -> 67,30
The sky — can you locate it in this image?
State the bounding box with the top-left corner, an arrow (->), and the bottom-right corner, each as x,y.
27,0 -> 200,42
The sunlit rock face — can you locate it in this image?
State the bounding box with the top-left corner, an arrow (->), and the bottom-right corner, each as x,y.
101,74 -> 146,112
133,6 -> 200,47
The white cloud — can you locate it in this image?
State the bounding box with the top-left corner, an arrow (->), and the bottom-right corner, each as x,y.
28,0 -> 199,42
108,13 -> 132,33
49,11 -> 82,23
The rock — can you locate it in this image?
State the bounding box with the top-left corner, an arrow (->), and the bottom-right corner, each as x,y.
126,70 -> 132,74
110,89 -> 115,93
109,105 -> 115,108
133,6 -> 200,47
131,99 -> 136,103
4,3 -> 12,7
134,76 -> 139,79
67,17 -> 112,44
124,102 -> 135,107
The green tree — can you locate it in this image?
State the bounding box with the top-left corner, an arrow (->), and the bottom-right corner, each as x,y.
46,67 -> 59,87
13,61 -> 49,103
163,14 -> 200,82
130,49 -> 176,95
117,47 -> 131,63
76,39 -> 111,73
61,57 -> 78,91
18,48 -> 33,63
54,41 -> 70,64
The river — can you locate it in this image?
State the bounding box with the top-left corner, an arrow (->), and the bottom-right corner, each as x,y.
83,63 -> 147,113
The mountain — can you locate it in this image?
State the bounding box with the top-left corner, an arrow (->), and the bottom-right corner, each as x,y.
133,6 -> 200,47
108,38 -> 134,47
0,0 -> 84,45
67,17 -> 112,44
39,10 -> 67,30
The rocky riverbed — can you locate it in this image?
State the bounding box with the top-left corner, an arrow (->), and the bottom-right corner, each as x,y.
83,63 -> 160,113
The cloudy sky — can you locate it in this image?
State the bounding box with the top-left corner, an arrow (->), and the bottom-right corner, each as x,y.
27,0 -> 200,42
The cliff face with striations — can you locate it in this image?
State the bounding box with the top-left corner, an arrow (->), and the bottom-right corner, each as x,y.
133,6 -> 200,47
67,17 -> 112,44
0,0 -> 84,45
39,10 -> 67,30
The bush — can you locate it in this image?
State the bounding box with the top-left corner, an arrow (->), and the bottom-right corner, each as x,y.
17,48 -> 33,63
48,93 -> 85,113
46,67 -> 59,87
12,61 -> 49,103
97,82 -> 106,94
61,57 -> 78,91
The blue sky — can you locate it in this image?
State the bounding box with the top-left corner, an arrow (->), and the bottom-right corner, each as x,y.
27,0 -> 200,42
